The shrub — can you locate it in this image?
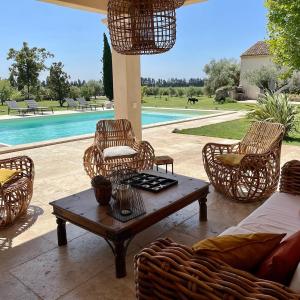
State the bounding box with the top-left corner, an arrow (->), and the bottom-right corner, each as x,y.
0,79 -> 14,105
203,58 -> 240,93
244,66 -> 280,92
215,86 -> 231,103
248,92 -> 299,137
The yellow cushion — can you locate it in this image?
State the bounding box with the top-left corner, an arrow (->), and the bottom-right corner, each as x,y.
0,169 -> 18,186
215,153 -> 245,167
192,233 -> 286,271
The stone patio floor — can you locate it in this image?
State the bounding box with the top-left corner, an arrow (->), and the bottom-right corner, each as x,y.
1,112 -> 299,299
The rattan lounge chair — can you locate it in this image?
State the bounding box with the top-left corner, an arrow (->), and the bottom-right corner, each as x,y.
84,119 -> 155,178
65,98 -> 79,110
76,98 -> 104,111
0,156 -> 34,227
202,121 -> 285,202
6,101 -> 32,115
25,100 -> 54,114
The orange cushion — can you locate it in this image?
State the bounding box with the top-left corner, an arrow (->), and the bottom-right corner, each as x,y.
215,153 -> 245,167
256,231 -> 300,285
192,233 -> 286,271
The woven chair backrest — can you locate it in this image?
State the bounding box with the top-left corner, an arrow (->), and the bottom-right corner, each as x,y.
240,121 -> 285,154
94,119 -> 135,150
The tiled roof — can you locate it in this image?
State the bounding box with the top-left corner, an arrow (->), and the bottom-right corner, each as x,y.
241,41 -> 270,57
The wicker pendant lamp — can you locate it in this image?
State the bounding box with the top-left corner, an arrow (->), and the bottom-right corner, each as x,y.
108,0 -> 182,55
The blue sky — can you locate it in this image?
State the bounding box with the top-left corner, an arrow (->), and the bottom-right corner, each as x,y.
0,0 -> 267,81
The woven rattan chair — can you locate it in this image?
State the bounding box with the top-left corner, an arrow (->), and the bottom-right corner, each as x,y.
0,156 -> 34,227
84,119 -> 155,178
203,121 -> 285,202
135,238 -> 300,300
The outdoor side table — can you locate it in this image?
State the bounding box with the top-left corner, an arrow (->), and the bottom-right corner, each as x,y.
154,155 -> 174,174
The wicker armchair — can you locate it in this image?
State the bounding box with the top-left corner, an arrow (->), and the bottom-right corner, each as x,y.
84,119 -> 155,178
135,238 -> 300,300
0,156 -> 34,227
202,121 -> 285,202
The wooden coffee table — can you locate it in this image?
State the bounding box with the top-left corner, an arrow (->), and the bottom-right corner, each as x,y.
49,171 -> 209,278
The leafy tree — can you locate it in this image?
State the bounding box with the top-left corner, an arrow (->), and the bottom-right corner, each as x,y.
87,80 -> 103,99
152,87 -> 159,98
187,86 -> 196,97
80,84 -> 93,101
168,87 -> 177,97
47,62 -> 70,107
203,59 -> 240,94
102,33 -> 114,101
7,42 -> 53,99
265,0 -> 300,75
69,86 -> 81,99
177,88 -> 184,97
245,66 -> 281,91
0,79 -> 15,105
38,86 -> 52,101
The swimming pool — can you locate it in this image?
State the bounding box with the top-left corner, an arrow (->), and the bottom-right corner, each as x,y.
0,108 -> 216,146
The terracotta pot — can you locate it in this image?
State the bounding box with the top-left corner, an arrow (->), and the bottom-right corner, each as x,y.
91,176 -> 112,206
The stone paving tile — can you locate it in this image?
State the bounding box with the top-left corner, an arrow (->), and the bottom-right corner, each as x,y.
9,232 -> 139,300
0,273 -> 41,300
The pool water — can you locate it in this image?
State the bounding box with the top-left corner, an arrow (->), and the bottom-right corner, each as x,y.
0,109 -> 214,146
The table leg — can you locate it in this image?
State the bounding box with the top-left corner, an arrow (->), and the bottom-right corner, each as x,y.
56,218 -> 67,246
198,197 -> 207,222
172,163 -> 174,174
114,240 -> 127,278
166,164 -> 168,173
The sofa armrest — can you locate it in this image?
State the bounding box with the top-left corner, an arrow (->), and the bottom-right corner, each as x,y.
280,160 -> 300,195
135,238 -> 300,300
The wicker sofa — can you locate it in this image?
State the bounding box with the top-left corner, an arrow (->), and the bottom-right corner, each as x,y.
135,160 -> 300,299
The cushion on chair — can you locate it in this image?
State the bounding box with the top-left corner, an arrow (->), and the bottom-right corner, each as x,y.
215,153 -> 245,167
103,146 -> 137,159
192,233 -> 286,271
256,230 -> 300,286
0,169 -> 18,186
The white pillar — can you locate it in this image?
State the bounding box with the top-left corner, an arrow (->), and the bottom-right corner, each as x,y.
111,49 -> 142,140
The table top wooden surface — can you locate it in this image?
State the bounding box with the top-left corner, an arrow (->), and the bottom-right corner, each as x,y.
50,171 -> 209,240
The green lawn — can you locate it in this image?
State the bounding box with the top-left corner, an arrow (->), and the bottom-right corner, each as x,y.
179,118 -> 300,146
0,96 -> 254,115
0,98 -> 106,115
142,96 -> 255,111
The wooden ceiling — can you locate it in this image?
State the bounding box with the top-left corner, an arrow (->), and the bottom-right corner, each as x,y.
40,0 -> 206,14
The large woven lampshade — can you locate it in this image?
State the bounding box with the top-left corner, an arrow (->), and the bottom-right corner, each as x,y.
108,0 -> 178,55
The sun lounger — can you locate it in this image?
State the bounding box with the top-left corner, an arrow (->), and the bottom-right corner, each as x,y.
104,101 -> 114,109
25,100 -> 54,114
76,98 -> 104,110
6,101 -> 32,115
65,98 -> 79,110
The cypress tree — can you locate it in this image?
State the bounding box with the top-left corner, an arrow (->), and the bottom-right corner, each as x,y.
102,33 -> 114,101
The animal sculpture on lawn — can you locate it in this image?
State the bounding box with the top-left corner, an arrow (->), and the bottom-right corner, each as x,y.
187,97 -> 199,104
